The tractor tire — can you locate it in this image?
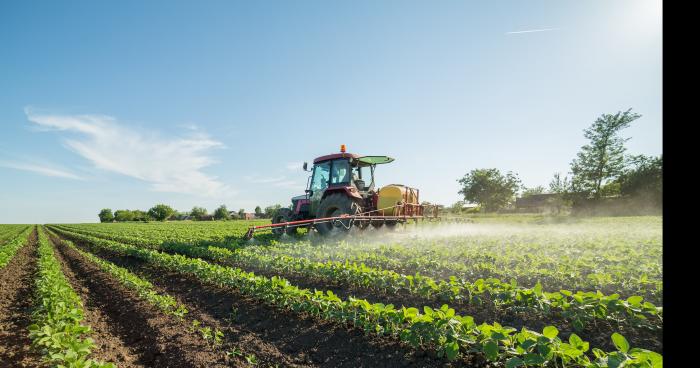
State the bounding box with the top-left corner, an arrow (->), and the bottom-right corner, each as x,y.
314,193 -> 361,236
272,208 -> 298,236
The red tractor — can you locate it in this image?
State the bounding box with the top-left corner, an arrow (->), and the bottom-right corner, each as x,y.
245,145 -> 438,239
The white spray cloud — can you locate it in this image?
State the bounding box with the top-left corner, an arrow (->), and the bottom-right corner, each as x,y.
25,108 -> 234,197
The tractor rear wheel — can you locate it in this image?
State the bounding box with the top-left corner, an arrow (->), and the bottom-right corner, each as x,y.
272,208 -> 298,236
314,193 -> 361,236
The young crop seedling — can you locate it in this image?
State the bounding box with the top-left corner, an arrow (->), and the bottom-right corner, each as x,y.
245,354 -> 259,365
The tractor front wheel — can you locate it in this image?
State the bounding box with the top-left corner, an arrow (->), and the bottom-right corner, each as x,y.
314,193 -> 361,236
272,208 -> 298,236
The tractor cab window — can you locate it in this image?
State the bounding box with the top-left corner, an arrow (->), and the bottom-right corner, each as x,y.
330,159 -> 350,184
351,165 -> 372,190
311,161 -> 330,191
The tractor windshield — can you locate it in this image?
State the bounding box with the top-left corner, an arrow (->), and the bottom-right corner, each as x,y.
330,159 -> 350,184
311,161 -> 330,191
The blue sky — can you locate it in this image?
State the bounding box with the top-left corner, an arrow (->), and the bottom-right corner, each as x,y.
0,0 -> 662,224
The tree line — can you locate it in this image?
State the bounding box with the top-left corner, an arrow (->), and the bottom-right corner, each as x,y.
98,204 -> 283,222
454,108 -> 662,213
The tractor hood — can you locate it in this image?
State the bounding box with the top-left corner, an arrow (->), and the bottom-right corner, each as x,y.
356,156 -> 394,165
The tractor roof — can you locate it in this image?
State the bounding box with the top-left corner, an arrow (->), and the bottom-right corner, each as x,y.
313,153 -> 394,165
313,153 -> 361,163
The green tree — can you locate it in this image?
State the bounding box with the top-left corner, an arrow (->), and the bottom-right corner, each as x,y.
132,209 -> 150,221
264,204 -> 282,218
114,209 -> 134,222
214,205 -> 230,220
618,154 -> 662,203
98,208 -> 114,223
148,204 -> 175,221
191,206 -> 208,220
238,209 -> 245,219
254,206 -> 262,217
548,173 -> 571,194
570,109 -> 641,198
457,169 -> 521,212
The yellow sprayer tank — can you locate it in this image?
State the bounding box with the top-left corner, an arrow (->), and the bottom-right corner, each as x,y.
377,184 -> 419,215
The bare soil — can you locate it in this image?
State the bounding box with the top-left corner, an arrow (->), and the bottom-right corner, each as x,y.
162,245 -> 664,354
51,234 -> 235,367
0,228 -> 44,368
61,234 -> 486,367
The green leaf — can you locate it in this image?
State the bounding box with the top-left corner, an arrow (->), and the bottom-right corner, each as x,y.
626,295 -> 643,305
524,353 -> 546,365
505,357 -> 524,368
445,341 -> 460,361
483,340 -> 499,361
543,326 -> 559,339
611,333 -> 630,353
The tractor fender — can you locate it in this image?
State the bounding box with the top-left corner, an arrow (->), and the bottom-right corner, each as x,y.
322,186 -> 363,201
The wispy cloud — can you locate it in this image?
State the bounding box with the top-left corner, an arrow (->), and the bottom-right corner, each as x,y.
0,161 -> 83,180
285,162 -> 303,171
244,174 -> 305,191
25,108 -> 234,197
506,27 -> 559,35
244,175 -> 287,184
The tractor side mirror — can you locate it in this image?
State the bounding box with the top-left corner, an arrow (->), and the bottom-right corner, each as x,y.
303,162 -> 308,171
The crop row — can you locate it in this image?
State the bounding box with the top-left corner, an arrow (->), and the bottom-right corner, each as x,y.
45,229 -> 226,347
0,226 -> 34,269
29,227 -> 114,368
54,219 -> 663,303
54,225 -> 662,332
50,226 -> 663,367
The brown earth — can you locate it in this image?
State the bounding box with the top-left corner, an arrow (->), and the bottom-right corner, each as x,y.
0,227 -> 44,368
46,230 -> 310,367
158,244 -> 664,354
49,231 -> 237,367
58,233 -> 488,367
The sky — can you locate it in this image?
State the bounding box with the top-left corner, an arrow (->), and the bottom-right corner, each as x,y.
0,0 -> 662,224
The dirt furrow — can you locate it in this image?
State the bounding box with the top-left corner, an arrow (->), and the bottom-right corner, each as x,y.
50,234 -> 234,367
64,236 -> 475,367
161,247 -> 663,354
0,228 -> 43,367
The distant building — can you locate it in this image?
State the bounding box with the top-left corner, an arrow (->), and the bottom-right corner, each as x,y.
242,213 -> 257,220
515,193 -> 559,211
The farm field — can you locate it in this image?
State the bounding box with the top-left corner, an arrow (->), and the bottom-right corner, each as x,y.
0,217 -> 662,367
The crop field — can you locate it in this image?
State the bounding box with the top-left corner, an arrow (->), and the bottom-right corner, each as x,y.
0,216 -> 662,367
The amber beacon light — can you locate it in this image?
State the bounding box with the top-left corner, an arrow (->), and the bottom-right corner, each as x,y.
340,144 -> 346,153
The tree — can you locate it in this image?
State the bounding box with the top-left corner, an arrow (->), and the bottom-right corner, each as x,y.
238,209 -> 245,219
214,205 -> 230,220
548,173 -> 571,194
254,206 -> 262,217
191,206 -> 208,220
131,209 -> 150,221
570,109 -> 641,198
114,209 -> 134,222
521,186 -> 545,198
618,154 -> 662,204
98,208 -> 114,223
457,169 -> 521,212
264,204 -> 282,218
148,204 -> 175,221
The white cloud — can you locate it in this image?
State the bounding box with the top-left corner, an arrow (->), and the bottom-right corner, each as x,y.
506,27 -> 559,35
25,109 -> 234,197
0,161 -> 83,180
285,162 -> 304,171
244,175 -> 287,184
